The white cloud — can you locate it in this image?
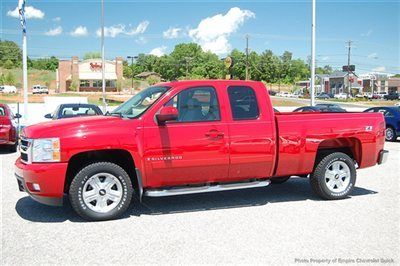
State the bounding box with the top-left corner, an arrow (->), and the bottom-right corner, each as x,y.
163,27 -> 182,39
96,21 -> 149,38
70,26 -> 88,37
149,46 -> 167,57
128,21 -> 149,35
135,36 -> 148,44
189,7 -> 255,54
373,66 -> 386,72
45,26 -> 62,36
7,6 -> 44,19
97,24 -> 125,38
321,56 -> 330,61
367,52 -> 378,59
361,29 -> 373,37
52,17 -> 61,22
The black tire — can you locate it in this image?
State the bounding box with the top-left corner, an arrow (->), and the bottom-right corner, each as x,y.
7,141 -> 18,153
271,176 -> 290,184
69,162 -> 133,221
385,127 -> 397,142
310,152 -> 356,200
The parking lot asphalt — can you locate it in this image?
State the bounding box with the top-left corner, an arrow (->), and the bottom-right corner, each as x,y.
1,142 -> 399,265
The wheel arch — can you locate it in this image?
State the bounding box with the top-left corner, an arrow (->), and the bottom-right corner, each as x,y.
64,149 -> 139,195
315,137 -> 362,167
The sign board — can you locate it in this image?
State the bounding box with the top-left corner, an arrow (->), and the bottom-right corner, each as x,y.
224,57 -> 233,69
342,65 -> 355,72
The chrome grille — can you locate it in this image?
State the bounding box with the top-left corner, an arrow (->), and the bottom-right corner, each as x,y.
20,137 -> 31,164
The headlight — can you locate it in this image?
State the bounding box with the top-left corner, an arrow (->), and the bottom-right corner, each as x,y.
32,138 -> 60,162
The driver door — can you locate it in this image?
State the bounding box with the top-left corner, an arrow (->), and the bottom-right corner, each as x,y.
143,86 -> 229,188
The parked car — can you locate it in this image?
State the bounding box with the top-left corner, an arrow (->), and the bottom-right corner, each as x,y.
268,90 -> 277,96
377,92 -> 388,99
44,103 -> 103,120
0,103 -> 21,152
315,103 -> 347,112
0,85 -> 17,93
315,92 -> 333,99
334,92 -> 348,100
32,85 -> 49,94
364,106 -> 400,141
293,105 -> 346,113
16,80 -> 387,221
384,92 -> 400,101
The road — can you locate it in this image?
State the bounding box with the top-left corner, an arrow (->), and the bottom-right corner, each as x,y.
1,142 -> 399,265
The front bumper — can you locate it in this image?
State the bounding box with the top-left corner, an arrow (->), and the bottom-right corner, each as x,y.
378,150 -> 389,165
14,157 -> 68,206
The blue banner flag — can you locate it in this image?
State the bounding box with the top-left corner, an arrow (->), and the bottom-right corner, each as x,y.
18,0 -> 26,33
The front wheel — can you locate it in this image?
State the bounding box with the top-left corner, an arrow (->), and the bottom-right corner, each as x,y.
69,162 -> 133,221
310,152 -> 356,200
385,127 -> 397,141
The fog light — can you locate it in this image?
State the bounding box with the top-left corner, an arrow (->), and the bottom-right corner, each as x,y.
32,183 -> 40,191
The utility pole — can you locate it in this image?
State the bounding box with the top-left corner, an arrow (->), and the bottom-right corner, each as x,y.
310,0 -> 316,106
245,34 -> 250,80
346,40 -> 352,95
127,56 -> 137,94
101,0 -> 107,113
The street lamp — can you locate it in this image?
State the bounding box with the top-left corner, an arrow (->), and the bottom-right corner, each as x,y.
127,55 -> 138,94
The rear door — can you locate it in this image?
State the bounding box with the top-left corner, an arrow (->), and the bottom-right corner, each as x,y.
226,84 -> 276,180
143,85 -> 230,187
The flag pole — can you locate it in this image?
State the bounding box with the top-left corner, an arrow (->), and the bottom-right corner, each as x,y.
19,0 -> 28,126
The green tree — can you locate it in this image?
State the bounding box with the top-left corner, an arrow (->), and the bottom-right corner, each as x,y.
5,72 -> 16,85
0,40 -> 22,68
4,59 -> 14,69
83,52 -> 101,60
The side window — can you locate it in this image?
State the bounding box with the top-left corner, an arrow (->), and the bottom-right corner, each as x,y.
0,107 -> 5,116
228,86 -> 259,120
166,87 -> 220,122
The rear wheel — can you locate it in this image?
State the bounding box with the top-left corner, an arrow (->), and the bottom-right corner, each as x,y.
310,152 -> 356,200
385,127 -> 397,141
69,162 -> 133,221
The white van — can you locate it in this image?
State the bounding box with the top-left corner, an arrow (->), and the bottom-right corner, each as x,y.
32,85 -> 49,94
0,85 -> 17,93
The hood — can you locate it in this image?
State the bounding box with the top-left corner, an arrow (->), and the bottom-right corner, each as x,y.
22,115 -> 134,139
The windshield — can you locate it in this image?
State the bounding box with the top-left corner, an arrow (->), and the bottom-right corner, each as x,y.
111,86 -> 169,118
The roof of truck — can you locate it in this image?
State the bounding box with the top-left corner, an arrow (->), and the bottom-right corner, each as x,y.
156,79 -> 264,87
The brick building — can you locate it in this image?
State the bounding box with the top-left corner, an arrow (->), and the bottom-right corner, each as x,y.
57,56 -> 123,92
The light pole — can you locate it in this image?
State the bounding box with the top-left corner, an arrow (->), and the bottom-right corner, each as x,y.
310,0 -> 316,106
100,0 -> 106,113
127,55 -> 138,94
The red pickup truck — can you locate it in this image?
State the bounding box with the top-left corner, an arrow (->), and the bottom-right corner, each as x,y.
1,103 -> 21,152
15,80 -> 388,221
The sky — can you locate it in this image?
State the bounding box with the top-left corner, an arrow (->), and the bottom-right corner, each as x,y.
1,0 -> 399,74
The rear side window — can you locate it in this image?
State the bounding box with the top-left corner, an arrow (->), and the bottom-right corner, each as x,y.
228,86 -> 259,120
0,107 -> 5,116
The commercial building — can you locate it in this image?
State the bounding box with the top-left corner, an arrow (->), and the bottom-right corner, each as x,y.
57,56 -> 123,92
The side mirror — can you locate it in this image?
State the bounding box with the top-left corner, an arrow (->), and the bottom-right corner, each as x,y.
44,113 -> 53,119
156,106 -> 178,125
14,113 -> 22,119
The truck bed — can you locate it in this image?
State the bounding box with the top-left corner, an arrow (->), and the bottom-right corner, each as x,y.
274,112 -> 385,177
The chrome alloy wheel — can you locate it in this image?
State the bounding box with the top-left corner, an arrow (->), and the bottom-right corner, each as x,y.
324,161 -> 351,193
385,128 -> 394,141
82,173 -> 123,213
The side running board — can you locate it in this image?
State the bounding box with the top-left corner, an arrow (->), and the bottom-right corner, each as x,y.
144,179 -> 271,197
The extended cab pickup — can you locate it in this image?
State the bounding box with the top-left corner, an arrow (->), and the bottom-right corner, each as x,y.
15,80 -> 388,221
